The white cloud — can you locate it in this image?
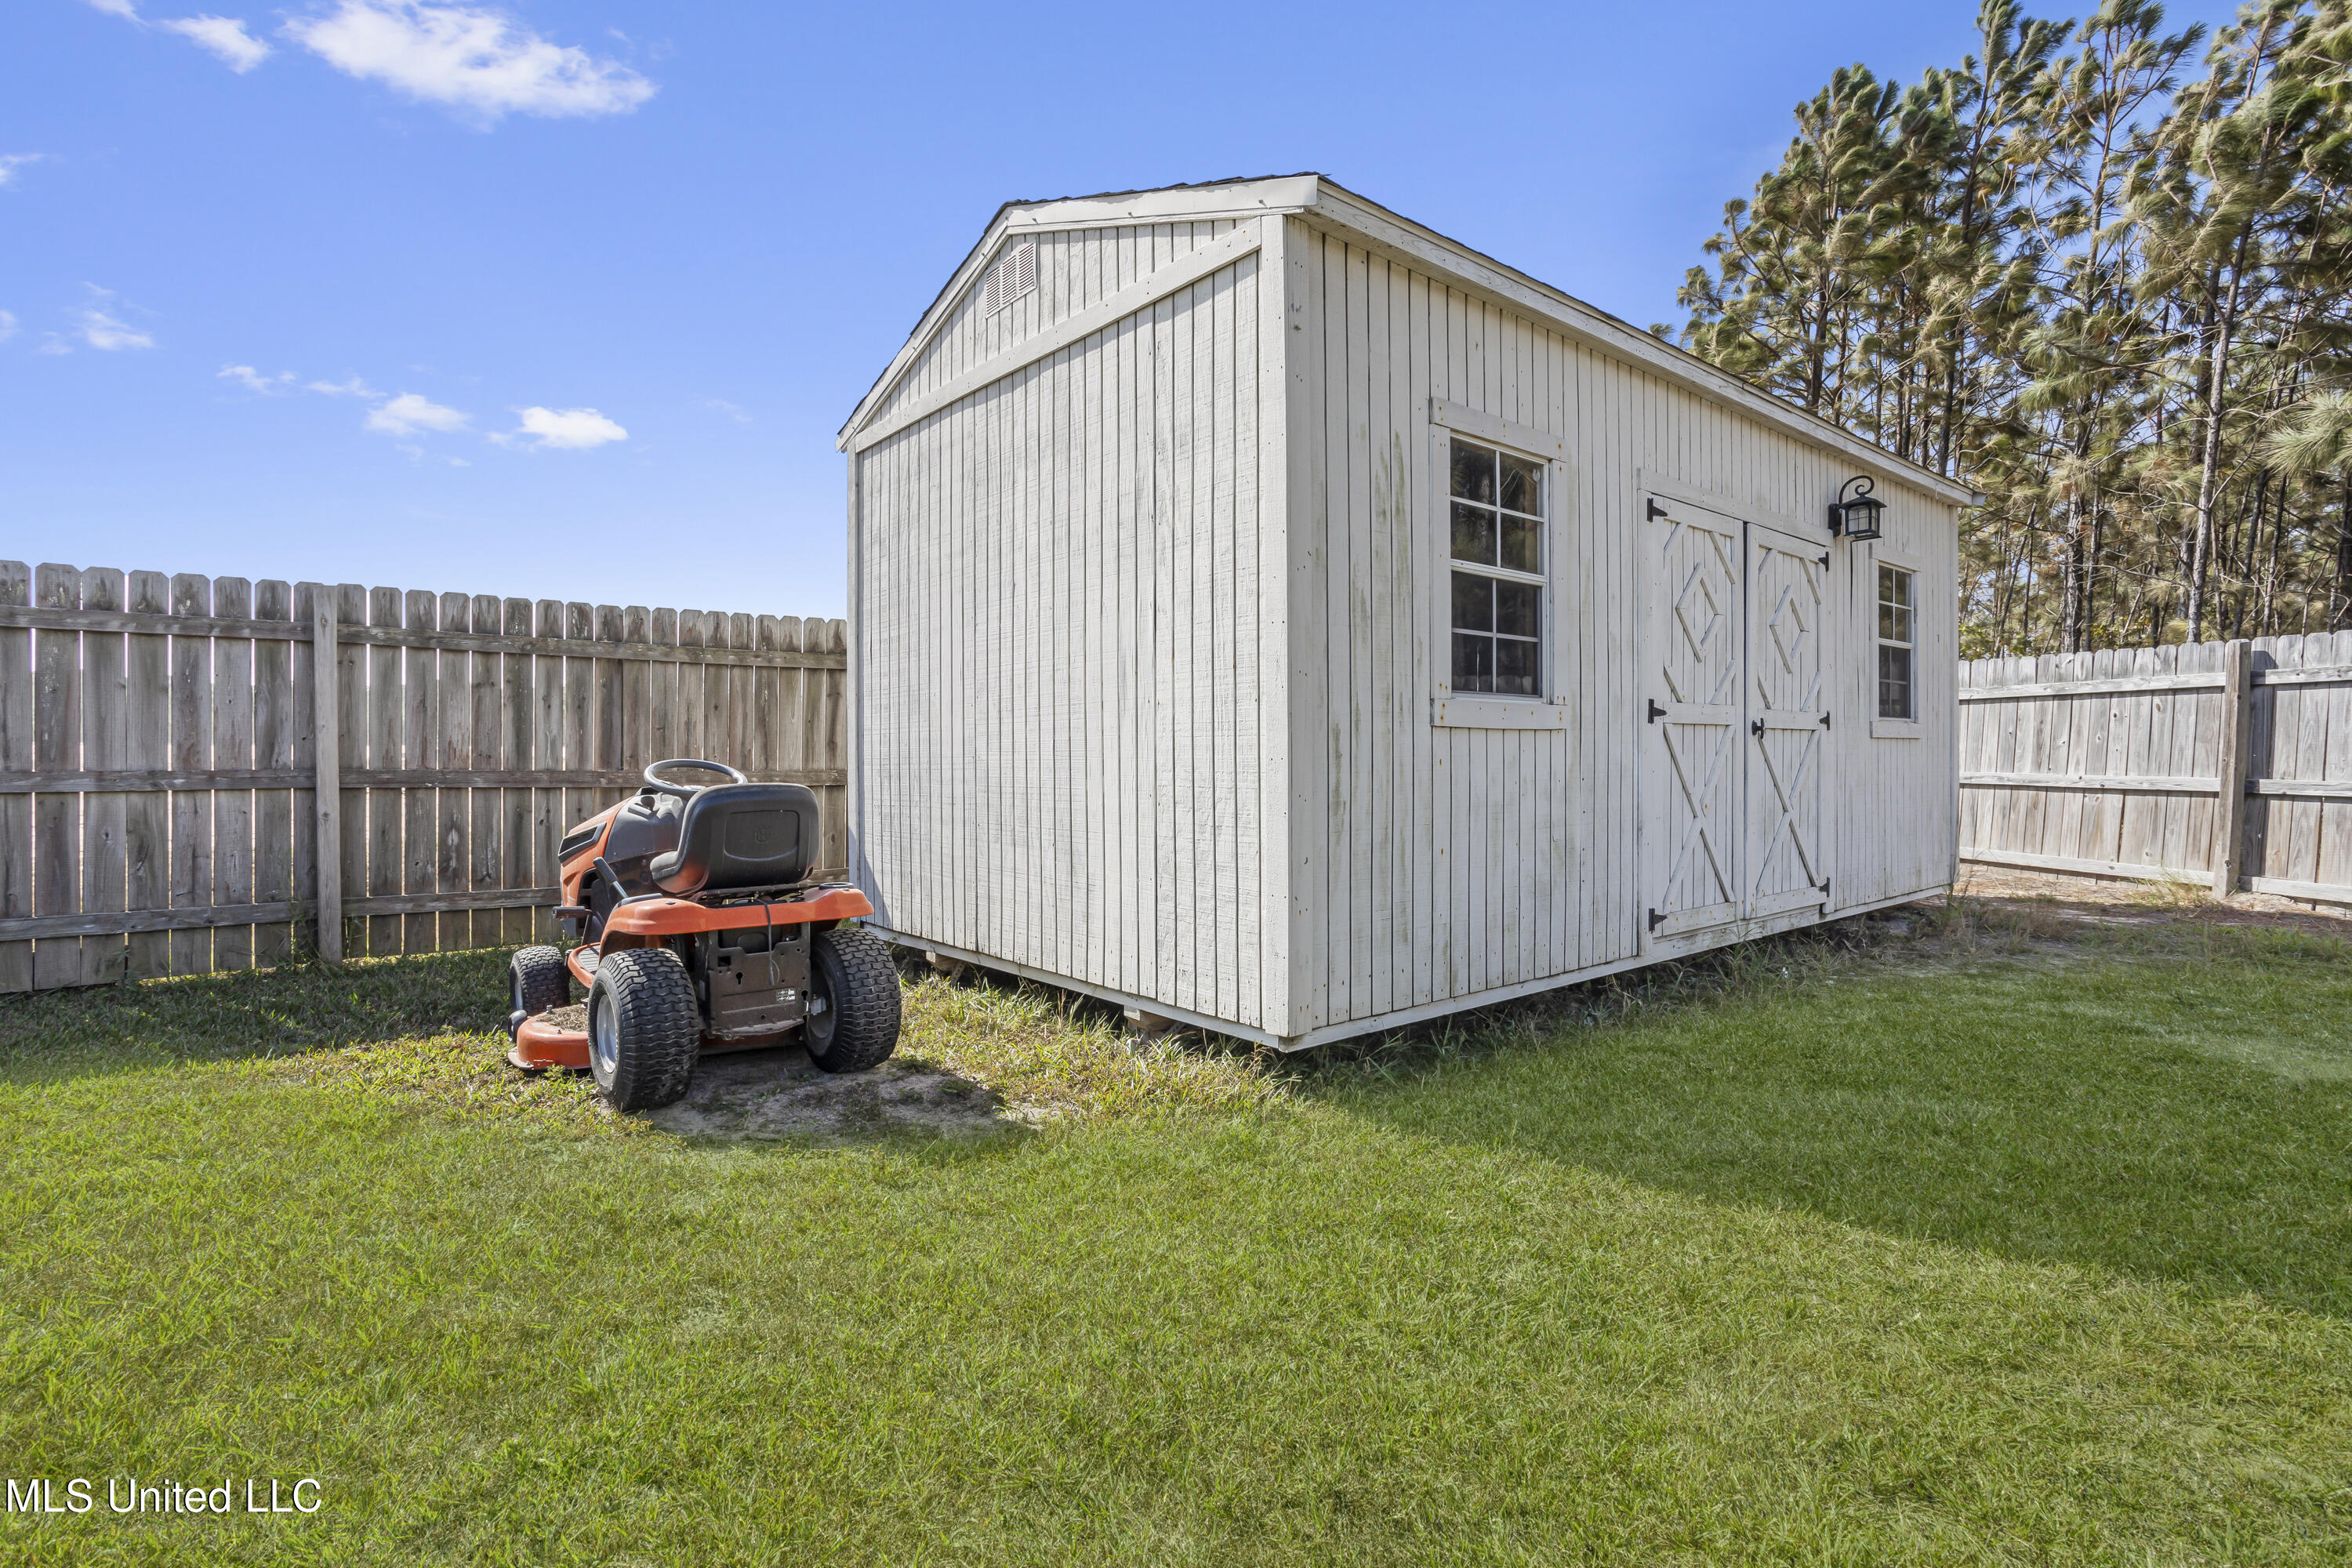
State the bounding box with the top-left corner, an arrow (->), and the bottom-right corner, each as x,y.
85,0 -> 274,73
220,363 -> 293,393
306,374 -> 378,397
0,154 -> 42,189
0,311 -> 16,343
700,397 -> 751,424
501,405 -> 626,449
161,15 -> 272,71
365,391 -> 468,436
79,310 -> 155,350
285,1 -> 655,122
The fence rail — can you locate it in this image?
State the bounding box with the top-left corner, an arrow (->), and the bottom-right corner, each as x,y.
1958,632 -> 2352,905
0,561 -> 848,993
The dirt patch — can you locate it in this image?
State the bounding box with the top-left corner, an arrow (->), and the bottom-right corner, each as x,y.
644,1044 -> 1029,1142
1947,864 -> 2352,938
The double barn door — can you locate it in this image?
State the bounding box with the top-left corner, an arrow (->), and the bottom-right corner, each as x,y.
1641,495 -> 1832,943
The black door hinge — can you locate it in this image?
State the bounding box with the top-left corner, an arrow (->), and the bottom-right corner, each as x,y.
1751,717 -> 1766,739
1647,908 -> 1666,933
1646,499 -> 1668,521
1818,552 -> 1830,568
1646,698 -> 1667,724
1820,710 -> 1831,730
1819,877 -> 1832,901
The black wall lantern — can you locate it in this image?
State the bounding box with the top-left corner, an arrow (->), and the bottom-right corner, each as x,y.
1828,475 -> 1885,540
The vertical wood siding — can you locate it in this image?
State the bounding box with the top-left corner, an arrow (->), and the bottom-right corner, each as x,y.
852,221 -> 1276,1031
871,221 -> 1237,432
1287,222 -> 1958,1034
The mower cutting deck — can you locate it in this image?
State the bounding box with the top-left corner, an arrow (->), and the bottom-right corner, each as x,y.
505,758 -> 901,1110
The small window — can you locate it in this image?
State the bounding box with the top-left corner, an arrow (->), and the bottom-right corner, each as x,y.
1448,437 -> 1545,696
1876,562 -> 1915,720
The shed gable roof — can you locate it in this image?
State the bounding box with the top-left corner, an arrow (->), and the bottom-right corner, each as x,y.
836,174 -> 1312,452
836,174 -> 1976,507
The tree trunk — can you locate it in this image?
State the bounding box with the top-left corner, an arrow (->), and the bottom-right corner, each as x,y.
2089,509 -> 2104,649
2060,494 -> 2086,653
2336,470 -> 2352,632
2263,485 -> 2283,636
2185,266 -> 2243,644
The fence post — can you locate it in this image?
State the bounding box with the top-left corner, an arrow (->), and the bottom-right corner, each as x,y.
311,599 -> 343,963
2212,638 -> 2252,897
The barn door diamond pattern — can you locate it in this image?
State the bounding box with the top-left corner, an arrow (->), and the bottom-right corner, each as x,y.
1746,530 -> 1829,920
1645,510 -> 1742,937
1645,504 -> 1834,945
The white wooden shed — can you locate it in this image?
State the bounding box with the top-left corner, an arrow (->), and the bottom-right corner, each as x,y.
838,174 -> 1973,1051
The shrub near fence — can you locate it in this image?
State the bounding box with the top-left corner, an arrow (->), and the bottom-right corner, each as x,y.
1958,631 -> 2352,904
0,561 -> 848,993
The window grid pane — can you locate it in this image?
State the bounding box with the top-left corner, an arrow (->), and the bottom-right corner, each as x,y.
1878,644 -> 1914,720
1501,513 -> 1541,575
1499,451 -> 1542,515
1450,440 -> 1497,504
1452,503 -> 1498,568
1453,632 -> 1494,691
1446,437 -> 1546,699
1451,571 -> 1494,633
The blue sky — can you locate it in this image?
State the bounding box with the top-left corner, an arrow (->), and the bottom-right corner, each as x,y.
2,0 -> 2242,619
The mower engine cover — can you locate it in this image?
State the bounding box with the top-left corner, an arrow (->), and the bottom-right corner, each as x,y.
604,792 -> 684,891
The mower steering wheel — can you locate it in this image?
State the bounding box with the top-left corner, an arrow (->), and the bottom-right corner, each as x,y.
643,758 -> 749,799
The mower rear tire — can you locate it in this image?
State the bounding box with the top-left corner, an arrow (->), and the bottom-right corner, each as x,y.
804,927 -> 901,1073
509,945 -> 570,1023
587,947 -> 701,1111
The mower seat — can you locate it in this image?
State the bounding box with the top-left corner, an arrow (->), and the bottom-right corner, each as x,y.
647,782 -> 816,898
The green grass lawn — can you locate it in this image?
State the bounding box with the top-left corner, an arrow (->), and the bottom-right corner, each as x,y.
2,910 -> 2348,1564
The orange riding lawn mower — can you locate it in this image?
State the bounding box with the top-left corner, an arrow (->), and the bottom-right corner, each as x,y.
504,758 -> 901,1110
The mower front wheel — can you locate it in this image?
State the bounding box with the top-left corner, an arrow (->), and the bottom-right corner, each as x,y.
804,927 -> 902,1073
587,947 -> 701,1111
509,945 -> 570,1027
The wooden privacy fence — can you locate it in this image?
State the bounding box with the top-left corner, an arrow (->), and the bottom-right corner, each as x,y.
0,560 -> 848,993
1958,630 -> 2352,904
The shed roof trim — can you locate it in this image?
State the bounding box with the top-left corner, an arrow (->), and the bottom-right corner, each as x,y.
836,175 -> 1975,506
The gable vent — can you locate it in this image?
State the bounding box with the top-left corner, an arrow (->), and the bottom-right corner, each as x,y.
982,240 -> 1036,317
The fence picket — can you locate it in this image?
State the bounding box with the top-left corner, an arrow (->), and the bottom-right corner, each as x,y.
211,576 -> 256,972
0,564 -> 29,992
469,592 -> 503,949
2318,630 -> 2352,897
382,586 -> 416,959
252,579 -> 296,969
79,567 -> 130,985
501,596 -> 535,946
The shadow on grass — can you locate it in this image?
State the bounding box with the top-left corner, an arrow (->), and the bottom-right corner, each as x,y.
0,948 -> 1038,1149
0,947 -> 517,1083
1308,917 -> 2352,1320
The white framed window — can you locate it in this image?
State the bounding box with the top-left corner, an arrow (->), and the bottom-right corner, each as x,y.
1447,436 -> 1547,697
1427,397 -> 1567,731
1876,561 -> 1915,720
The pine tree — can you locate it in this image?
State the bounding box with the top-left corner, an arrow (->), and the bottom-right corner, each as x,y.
1675,0 -> 2352,655
2018,0 -> 2203,651
2131,0 -> 2327,639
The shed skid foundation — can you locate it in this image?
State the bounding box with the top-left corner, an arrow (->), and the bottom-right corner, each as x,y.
871,887 -> 1942,1053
